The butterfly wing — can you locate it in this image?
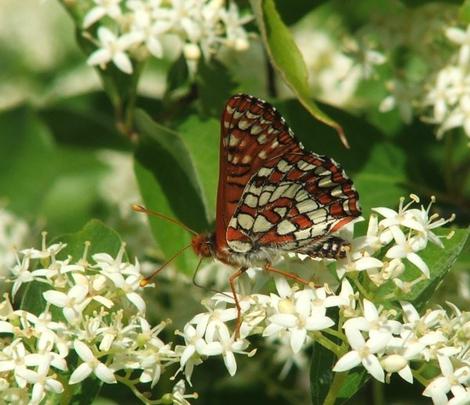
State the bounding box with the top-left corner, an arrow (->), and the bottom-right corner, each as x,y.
217,95 -> 360,256
215,94 -> 302,251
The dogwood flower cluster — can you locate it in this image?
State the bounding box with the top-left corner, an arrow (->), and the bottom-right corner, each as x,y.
1,233 -> 194,404
72,0 -> 252,74
422,24 -> 470,140
336,195 -> 454,291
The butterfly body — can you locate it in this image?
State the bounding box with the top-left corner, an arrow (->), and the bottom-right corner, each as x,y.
191,94 -> 361,269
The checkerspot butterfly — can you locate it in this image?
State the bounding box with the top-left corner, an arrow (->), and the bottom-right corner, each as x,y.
192,94 -> 361,267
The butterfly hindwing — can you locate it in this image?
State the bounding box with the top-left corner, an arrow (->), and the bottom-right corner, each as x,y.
226,149 -> 361,255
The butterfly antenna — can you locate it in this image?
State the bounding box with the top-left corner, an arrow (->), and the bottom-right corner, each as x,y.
132,204 -> 198,236
140,243 -> 193,287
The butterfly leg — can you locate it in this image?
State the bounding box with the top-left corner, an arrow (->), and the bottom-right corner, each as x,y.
264,263 -> 311,286
229,267 -> 247,339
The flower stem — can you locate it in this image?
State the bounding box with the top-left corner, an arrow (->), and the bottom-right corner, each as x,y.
323,371 -> 347,405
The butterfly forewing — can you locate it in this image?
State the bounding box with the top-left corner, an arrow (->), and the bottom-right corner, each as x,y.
215,94 -> 302,251
215,94 -> 360,259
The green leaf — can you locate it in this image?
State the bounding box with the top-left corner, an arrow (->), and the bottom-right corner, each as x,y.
176,115 -> 220,221
197,59 -> 238,118
134,110 -> 209,274
311,341 -> 336,405
38,92 -> 131,150
0,106 -> 59,217
57,219 -> 124,260
250,0 -> 348,147
20,282 -> 51,316
376,227 -> 470,309
165,54 -> 190,99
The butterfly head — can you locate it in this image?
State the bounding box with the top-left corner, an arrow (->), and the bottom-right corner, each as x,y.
191,233 -> 215,258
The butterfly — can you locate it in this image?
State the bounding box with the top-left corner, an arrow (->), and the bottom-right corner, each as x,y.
192,94 -> 360,265
189,94 -> 361,328
136,94 -> 361,334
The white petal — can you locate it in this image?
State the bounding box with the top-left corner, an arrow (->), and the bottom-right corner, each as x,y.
345,327 -> 366,351
355,257 -> 383,271
69,285 -> 88,301
343,317 -> 369,331
407,252 -> 430,278
93,295 -> 114,308
46,377 -> 64,393
333,351 -> 361,372
147,36 -> 163,58
0,321 -> 14,333
87,49 -> 112,67
43,290 -> 67,307
372,207 -> 398,219
223,351 -> 237,376
305,316 -> 334,331
113,52 -> 133,74
31,382 -> 45,403
69,363 -> 93,384
97,27 -> 116,45
269,314 -> 297,328
362,354 -> 385,382
446,27 -> 466,44
74,341 -> 95,362
398,366 -> 414,384
290,328 -> 307,353
83,7 -> 106,28
202,342 -> 223,356
126,292 -> 146,312
363,299 -> 378,321
180,346 -> 195,366
95,363 -> 116,384
274,277 -> 292,298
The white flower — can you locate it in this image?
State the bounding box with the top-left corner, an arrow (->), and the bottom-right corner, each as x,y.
16,358 -> 63,405
87,27 -> 141,74
385,228 -> 430,278
0,340 -> 30,388
83,0 -> 122,28
344,299 -> 401,343
9,256 -> 34,298
21,232 -> 65,260
206,324 -> 250,376
69,340 -> 116,384
264,287 -> 335,353
43,285 -> 91,323
333,328 -> 388,382
423,355 -> 470,404
104,272 -> 146,312
179,324 -> 210,367
190,302 -> 237,342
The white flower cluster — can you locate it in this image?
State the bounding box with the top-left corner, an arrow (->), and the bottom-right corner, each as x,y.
181,279 -> 470,404
1,233 -> 194,404
0,207 -> 28,278
337,195 -> 454,291
292,22 -> 385,108
334,300 -> 470,404
79,0 -> 252,74
422,25 -> 470,140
